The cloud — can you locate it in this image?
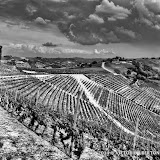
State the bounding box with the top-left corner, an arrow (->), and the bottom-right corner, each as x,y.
60,48 -> 91,54
2,0 -> 160,46
94,49 -> 116,55
105,31 -> 120,42
134,0 -> 152,18
134,0 -> 160,31
108,17 -> 116,21
7,43 -> 116,56
35,17 -> 47,25
115,27 -> 140,40
73,30 -> 120,45
153,24 -> 160,30
99,31 -> 120,43
8,43 -> 61,54
88,14 -> 104,24
111,0 -> 134,8
156,14 -> 160,22
86,0 -> 99,1
64,12 -> 76,19
95,0 -> 131,20
4,20 -> 19,26
136,18 -> 153,26
7,43 -> 92,55
45,19 -> 51,23
144,0 -> 160,14
26,4 -> 38,16
48,0 -> 68,2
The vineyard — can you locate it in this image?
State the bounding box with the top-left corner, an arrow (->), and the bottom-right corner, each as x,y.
0,73 -> 160,159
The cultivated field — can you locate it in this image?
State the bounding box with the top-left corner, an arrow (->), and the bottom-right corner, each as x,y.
0,68 -> 160,159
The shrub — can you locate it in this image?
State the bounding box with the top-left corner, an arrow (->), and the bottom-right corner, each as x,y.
114,69 -> 121,74
92,61 -> 97,64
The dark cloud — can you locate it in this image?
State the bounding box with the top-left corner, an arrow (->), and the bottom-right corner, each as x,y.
133,0 -> 160,32
115,27 -> 142,42
1,0 -> 160,45
48,0 -> 68,2
102,31 -> 120,43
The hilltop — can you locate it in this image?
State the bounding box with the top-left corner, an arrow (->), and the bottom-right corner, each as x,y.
2,55 -> 160,89
103,57 -> 160,89
2,56 -> 106,74
2,55 -> 160,82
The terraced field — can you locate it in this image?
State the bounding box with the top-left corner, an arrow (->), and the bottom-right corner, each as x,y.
0,73 -> 160,145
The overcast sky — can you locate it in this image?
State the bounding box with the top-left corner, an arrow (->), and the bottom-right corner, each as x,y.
0,0 -> 160,58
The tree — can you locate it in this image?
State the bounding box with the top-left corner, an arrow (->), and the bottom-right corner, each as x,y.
107,58 -> 113,63
92,61 -> 97,65
127,70 -> 131,75
88,64 -> 92,67
114,69 -> 121,74
143,64 -> 152,71
132,60 -> 140,68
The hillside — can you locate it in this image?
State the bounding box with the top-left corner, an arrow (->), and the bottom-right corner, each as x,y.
102,57 -> 160,89
0,60 -> 160,159
2,56 -> 107,74
0,106 -> 71,160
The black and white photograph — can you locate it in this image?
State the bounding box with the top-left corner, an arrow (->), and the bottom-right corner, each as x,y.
0,0 -> 160,159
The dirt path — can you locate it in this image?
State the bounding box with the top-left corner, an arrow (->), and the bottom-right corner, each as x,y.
101,62 -> 118,75
0,106 -> 71,160
73,74 -> 136,135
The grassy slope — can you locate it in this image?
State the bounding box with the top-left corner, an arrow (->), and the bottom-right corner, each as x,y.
0,106 -> 71,160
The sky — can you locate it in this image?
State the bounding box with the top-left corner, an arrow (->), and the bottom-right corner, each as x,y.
0,0 -> 160,58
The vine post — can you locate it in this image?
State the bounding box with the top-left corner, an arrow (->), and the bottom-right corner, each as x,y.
73,89 -> 83,130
